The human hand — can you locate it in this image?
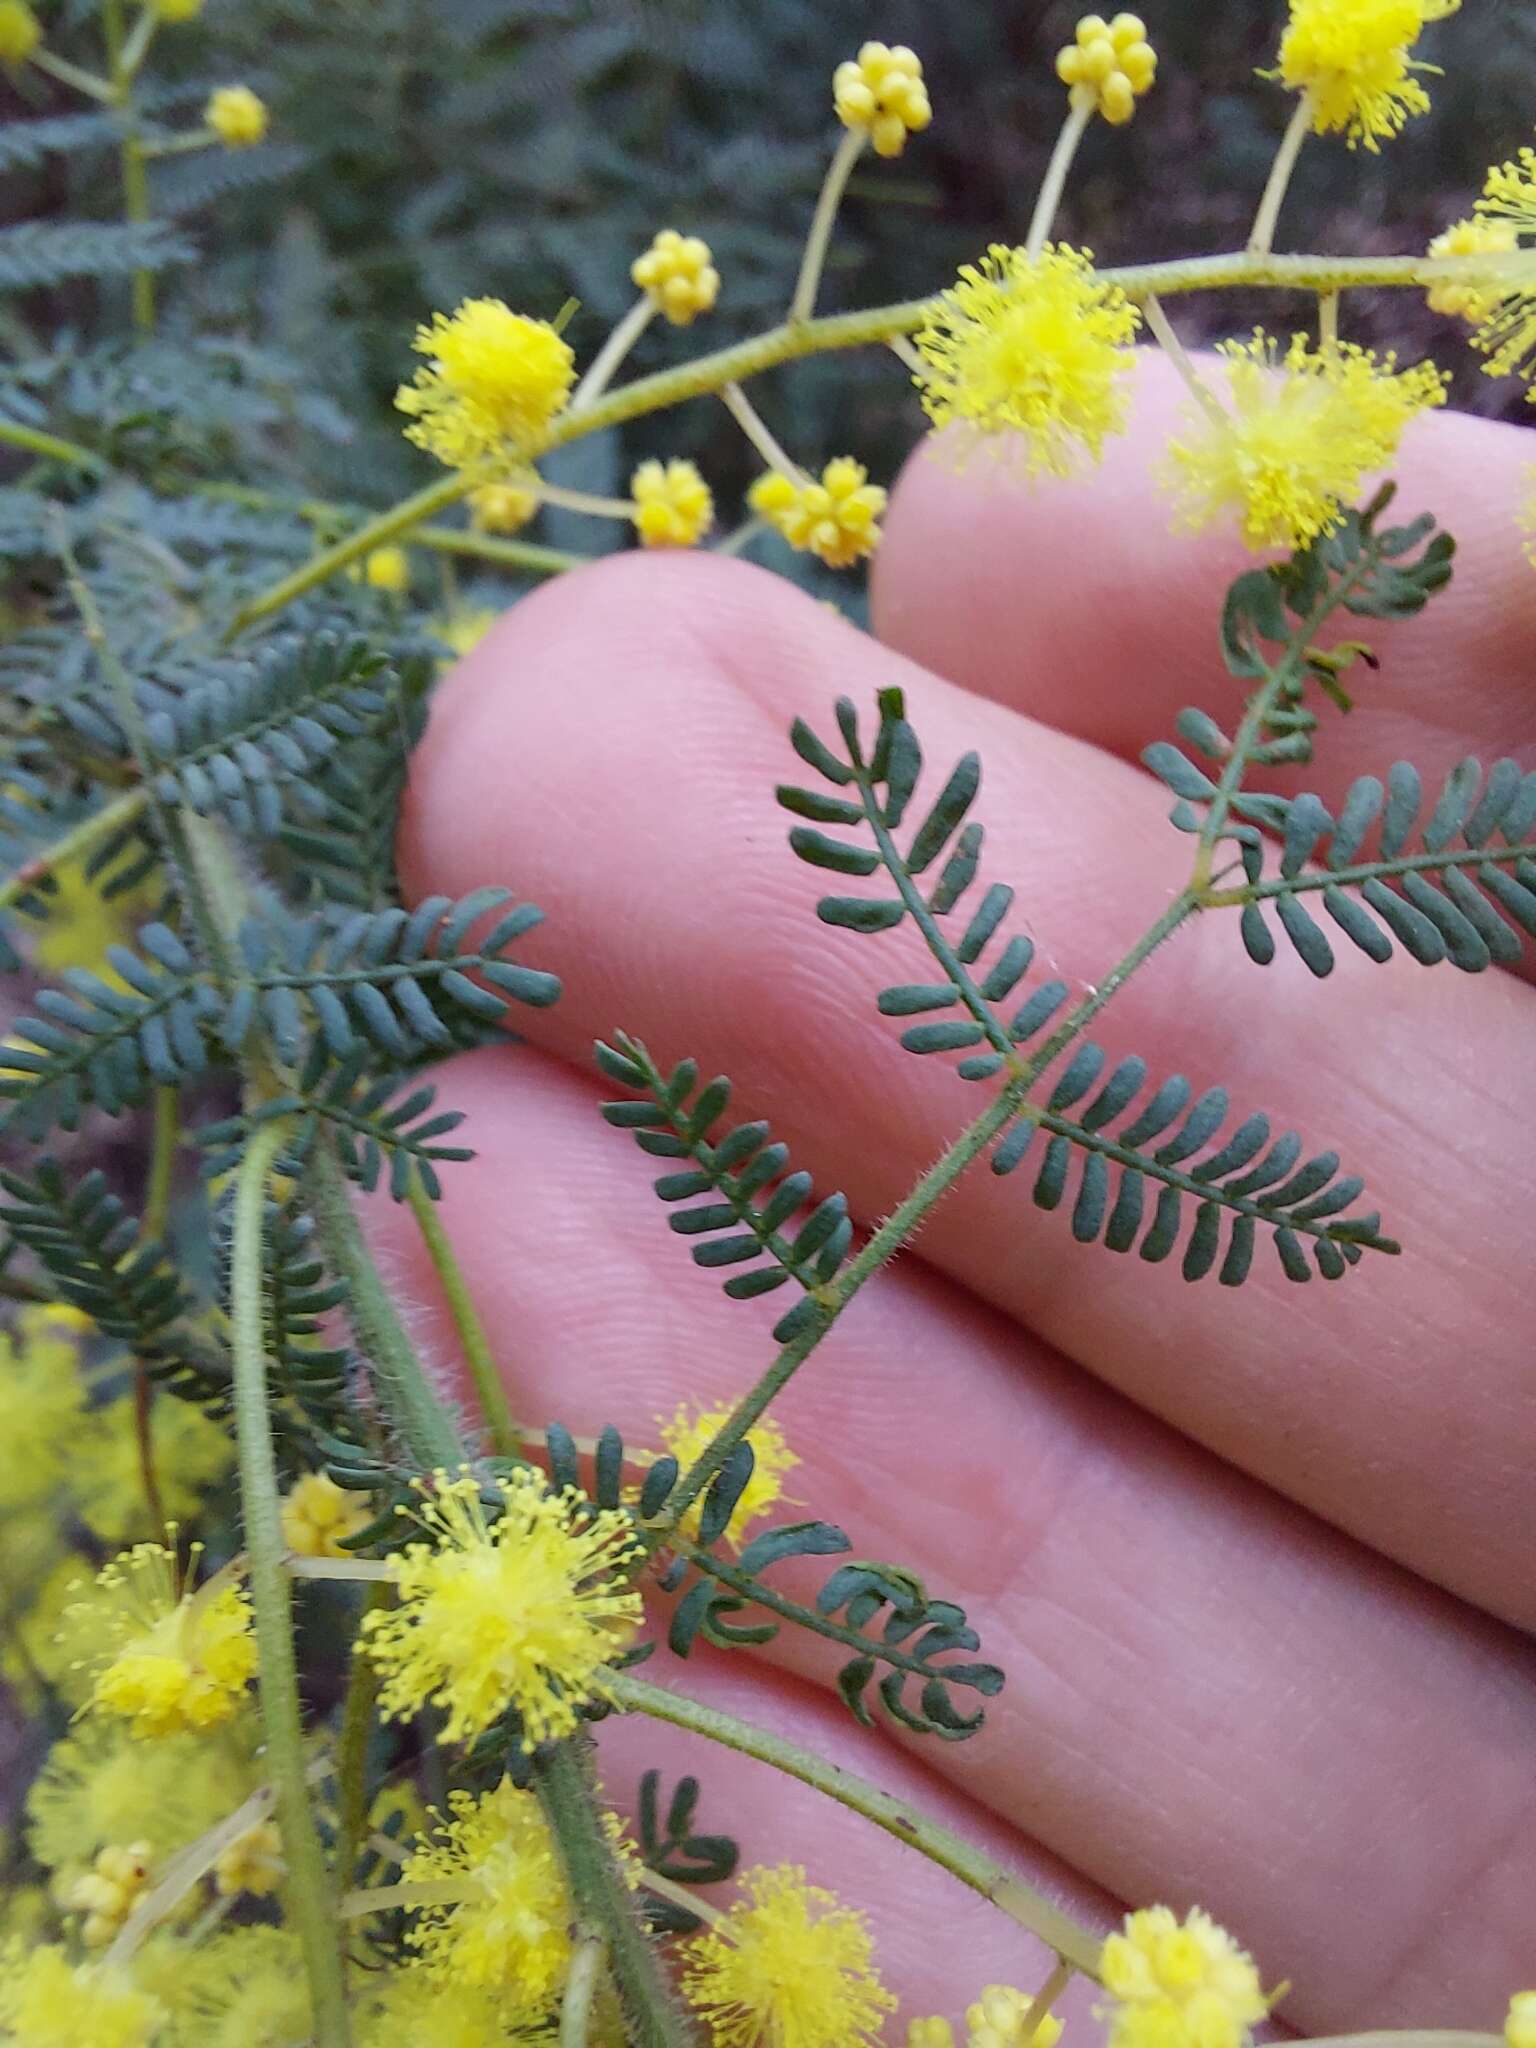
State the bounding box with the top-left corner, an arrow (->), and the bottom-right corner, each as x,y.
372,353 -> 1536,2034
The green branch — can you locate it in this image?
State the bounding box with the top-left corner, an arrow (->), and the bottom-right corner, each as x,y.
232,1118 -> 352,2046
609,1673 -> 1103,1976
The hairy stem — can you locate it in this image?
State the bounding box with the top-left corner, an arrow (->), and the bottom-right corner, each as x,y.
1248,93 -> 1314,258
610,1673 -> 1103,1975
790,127 -> 866,323
232,1118 -> 352,2045
333,1583 -> 390,1890
532,1740 -> 697,2048
307,1141 -> 464,1472
406,1175 -> 524,1462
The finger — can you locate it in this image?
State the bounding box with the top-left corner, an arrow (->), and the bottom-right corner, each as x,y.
365,1044 -> 1536,2032
397,550 -> 1536,1624
593,1647 -> 1115,2029
871,352 -> 1536,978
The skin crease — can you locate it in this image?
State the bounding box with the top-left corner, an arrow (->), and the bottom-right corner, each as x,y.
378,362 -> 1536,2031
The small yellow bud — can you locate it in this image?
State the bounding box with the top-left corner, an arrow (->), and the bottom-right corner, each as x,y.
362,545 -> 410,594
206,85 -> 269,149
469,478 -> 538,534
749,458 -> 886,569
631,228 -> 720,326
631,458 -> 713,548
62,1842 -> 152,1948
909,2021 -> 957,2048
0,0 -> 40,64
965,1985 -> 1065,2048
1507,1992 -> 1536,2048
1056,10 -> 1157,123
833,41 -> 931,157
150,0 -> 203,18
213,1818 -> 284,1898
280,1471 -> 375,1558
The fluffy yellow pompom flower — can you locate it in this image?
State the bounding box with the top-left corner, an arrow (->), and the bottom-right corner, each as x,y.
281,1470 -> 374,1557
1100,1906 -> 1271,2048
362,1467 -> 643,1746
0,0 -> 40,64
27,1718 -> 259,1874
834,42 -> 931,158
1468,144 -> 1536,396
1163,331 -> 1447,552
684,1863 -> 896,2048
913,243 -> 1140,473
396,299 -> 575,470
657,1403 -> 799,1545
750,459 -> 887,568
359,1969 -> 534,2048
469,478 -> 537,533
70,1542 -> 257,1739
632,229 -> 721,326
0,1942 -> 163,2048
60,1841 -> 153,1949
162,1927 -> 311,2048
966,1986 -> 1066,2048
0,1307 -> 87,1511
397,1777 -> 633,2009
1506,1992 -> 1536,2048
1056,13 -> 1157,125
632,458 -> 714,548
1273,0 -> 1459,151
206,85 -> 268,148
1425,216 -> 1519,322
77,1392 -> 233,1545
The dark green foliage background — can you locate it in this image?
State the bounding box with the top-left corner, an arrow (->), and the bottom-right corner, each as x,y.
3,0 -> 1531,546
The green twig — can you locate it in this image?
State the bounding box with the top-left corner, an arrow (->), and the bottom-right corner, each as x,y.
609,1673 -> 1103,1976
233,1118 -> 352,2046
0,417 -> 109,471
405,1174 -> 524,1462
532,1740 -> 696,2048
334,1583 -> 390,1891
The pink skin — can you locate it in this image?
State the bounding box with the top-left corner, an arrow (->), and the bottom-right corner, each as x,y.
373,357 -> 1536,2029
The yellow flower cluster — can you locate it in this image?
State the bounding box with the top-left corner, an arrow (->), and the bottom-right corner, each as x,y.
1274,0 -> 1460,150
1470,144 -> 1536,396
1426,215 -> 1520,323
280,1470 -> 374,1557
632,229 -> 721,326
834,42 -> 932,159
657,1402 -> 799,1544
59,1841 -> 152,1949
160,1926 -> 311,2048
361,1467 -> 643,1746
149,0 -> 202,18
0,0 -> 40,65
1056,13 -> 1157,125
213,1818 -> 285,1899
631,458 -> 714,548
0,1307 -> 88,1512
469,477 -> 537,533
0,1941 -> 163,2048
1163,331 -> 1447,551
683,1863 -> 896,2048
396,299 -> 575,470
913,242 -> 1140,474
361,545 -> 411,593
396,1777 -> 630,2013
909,1988 -> 1065,2047
71,1542 -> 257,1739
26,1718 -> 261,1874
205,85 -> 269,149
1508,1992 -> 1536,2048
1100,1905 -> 1271,2048
750,459 -> 887,568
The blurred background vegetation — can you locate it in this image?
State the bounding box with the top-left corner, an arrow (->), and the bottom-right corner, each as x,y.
3,0 -> 1532,569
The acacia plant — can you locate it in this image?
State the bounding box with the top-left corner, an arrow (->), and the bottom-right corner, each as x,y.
0,2 -> 1532,2045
